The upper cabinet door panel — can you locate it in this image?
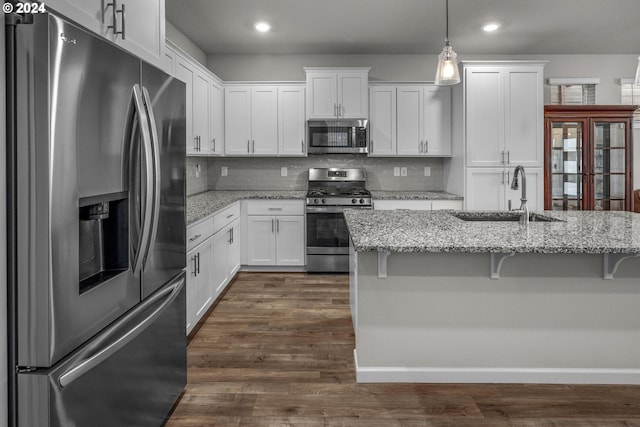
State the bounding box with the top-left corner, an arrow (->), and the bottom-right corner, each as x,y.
250,87 -> 278,155
278,86 -> 306,156
307,74 -> 337,119
369,86 -> 396,156
209,80 -> 224,155
224,87 -> 252,155
506,70 -> 543,167
338,73 -> 368,119
465,68 -> 504,167
396,86 -> 423,156
423,86 -> 451,156
174,59 -> 195,154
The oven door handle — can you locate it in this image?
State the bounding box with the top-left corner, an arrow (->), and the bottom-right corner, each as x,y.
306,206 -> 371,214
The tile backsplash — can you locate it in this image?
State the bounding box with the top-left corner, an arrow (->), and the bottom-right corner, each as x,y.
187,155 -> 444,196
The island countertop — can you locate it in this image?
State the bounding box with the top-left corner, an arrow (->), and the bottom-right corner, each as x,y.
344,209 -> 640,254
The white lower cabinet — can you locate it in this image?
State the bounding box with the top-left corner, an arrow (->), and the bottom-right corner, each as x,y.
186,237 -> 213,334
374,199 -> 463,210
244,200 -> 305,267
466,167 -> 542,211
185,202 -> 240,334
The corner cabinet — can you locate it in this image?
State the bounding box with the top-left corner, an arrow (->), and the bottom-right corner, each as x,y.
304,67 -> 370,119
544,105 -> 636,211
43,0 -> 164,67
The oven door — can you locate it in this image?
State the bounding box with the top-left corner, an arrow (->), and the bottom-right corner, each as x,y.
306,206 -> 351,254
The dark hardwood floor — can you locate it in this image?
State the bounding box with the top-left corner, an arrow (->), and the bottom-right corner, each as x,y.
166,272 -> 640,426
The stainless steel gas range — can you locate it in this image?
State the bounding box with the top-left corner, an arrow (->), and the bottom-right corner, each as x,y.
306,168 -> 372,272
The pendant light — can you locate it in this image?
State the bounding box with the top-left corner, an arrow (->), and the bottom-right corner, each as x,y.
434,0 -> 461,85
635,56 -> 640,85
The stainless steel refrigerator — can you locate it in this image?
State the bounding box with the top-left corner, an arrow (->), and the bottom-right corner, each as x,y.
6,12 -> 187,426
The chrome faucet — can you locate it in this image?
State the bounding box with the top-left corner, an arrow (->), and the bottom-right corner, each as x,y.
510,165 -> 529,225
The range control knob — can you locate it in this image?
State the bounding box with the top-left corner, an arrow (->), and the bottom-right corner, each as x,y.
314,198 -> 319,204
321,198 -> 326,204
351,198 -> 357,204
359,198 -> 365,204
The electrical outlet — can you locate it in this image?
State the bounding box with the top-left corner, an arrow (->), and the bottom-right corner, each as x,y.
195,163 -> 201,178
401,167 -> 407,177
424,167 -> 431,177
221,166 -> 228,177
281,166 -> 288,177
393,167 -> 400,177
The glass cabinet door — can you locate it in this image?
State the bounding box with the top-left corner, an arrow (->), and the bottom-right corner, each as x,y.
549,121 -> 584,210
593,121 -> 627,211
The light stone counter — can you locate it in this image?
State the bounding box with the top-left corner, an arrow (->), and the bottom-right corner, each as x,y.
346,209 -> 640,385
187,190 -> 306,225
370,191 -> 463,201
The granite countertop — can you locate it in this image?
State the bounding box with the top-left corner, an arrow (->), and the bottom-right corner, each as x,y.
344,209 -> 640,254
370,191 -> 463,200
187,190 -> 306,224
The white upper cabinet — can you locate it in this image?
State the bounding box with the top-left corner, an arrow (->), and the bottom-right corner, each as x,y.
466,167 -> 543,211
225,86 -> 278,156
278,86 -> 306,156
371,84 -> 451,157
305,68 -> 369,119
465,63 -> 544,167
174,56 -> 195,154
369,86 -> 397,156
192,70 -> 211,154
209,80 -> 224,155
44,0 -> 164,67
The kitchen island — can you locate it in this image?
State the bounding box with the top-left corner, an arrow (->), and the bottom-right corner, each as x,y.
344,209 -> 640,384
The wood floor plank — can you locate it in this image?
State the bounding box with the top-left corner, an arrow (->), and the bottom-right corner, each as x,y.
166,272 -> 640,426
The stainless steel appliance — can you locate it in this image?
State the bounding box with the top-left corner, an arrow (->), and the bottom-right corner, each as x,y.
306,168 -> 372,272
307,120 -> 369,154
6,12 -> 187,426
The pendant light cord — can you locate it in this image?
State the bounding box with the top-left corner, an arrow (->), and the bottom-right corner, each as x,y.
445,0 -> 449,43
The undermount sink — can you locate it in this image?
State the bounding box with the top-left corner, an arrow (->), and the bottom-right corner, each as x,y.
451,212 -> 563,223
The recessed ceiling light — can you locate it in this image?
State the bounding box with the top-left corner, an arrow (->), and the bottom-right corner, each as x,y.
483,23 -> 500,32
255,22 -> 271,33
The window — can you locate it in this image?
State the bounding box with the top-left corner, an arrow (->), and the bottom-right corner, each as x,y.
620,79 -> 640,128
547,78 -> 599,105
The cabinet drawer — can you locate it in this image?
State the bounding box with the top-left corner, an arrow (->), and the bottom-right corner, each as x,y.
187,217 -> 214,252
213,202 -> 241,234
246,200 -> 304,216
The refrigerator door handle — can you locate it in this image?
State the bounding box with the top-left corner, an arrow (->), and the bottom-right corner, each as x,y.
58,277 -> 184,388
141,86 -> 162,268
131,85 -> 154,277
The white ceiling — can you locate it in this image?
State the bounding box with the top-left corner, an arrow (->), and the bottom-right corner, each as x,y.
166,0 -> 640,56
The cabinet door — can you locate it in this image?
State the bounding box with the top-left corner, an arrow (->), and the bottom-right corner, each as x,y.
278,86 -> 306,156
396,86 -> 423,156
175,58 -> 196,154
465,168 -> 507,210
212,229 -> 229,298
275,216 -> 305,266
224,87 -> 252,155
369,86 -> 396,156
505,69 -> 543,167
466,68 -> 504,167
251,87 -> 278,155
185,249 -> 197,333
227,221 -> 241,277
338,72 -> 368,119
209,80 -> 224,155
186,239 -> 213,333
192,70 -> 210,154
247,216 -> 276,265
423,86 -> 452,156
306,73 -> 338,119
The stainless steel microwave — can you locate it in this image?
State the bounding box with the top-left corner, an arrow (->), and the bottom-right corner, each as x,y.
307,120 -> 368,154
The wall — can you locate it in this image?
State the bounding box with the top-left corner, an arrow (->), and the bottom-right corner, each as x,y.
165,21 -> 207,66
186,156 -> 443,196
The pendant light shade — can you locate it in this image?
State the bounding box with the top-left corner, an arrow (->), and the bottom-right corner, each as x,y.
435,0 -> 461,85
635,56 -> 640,85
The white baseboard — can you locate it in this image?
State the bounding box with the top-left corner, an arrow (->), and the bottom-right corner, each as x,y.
240,265 -> 306,273
353,350 -> 640,384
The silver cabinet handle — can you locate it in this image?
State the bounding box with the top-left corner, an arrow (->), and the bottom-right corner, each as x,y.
231,227 -> 234,243
191,255 -> 197,276
506,150 -> 510,165
228,228 -> 232,244
501,171 -> 505,185
271,218 -> 275,233
276,219 -> 280,233
247,140 -> 250,153
301,139 -> 304,154
419,141 -> 423,153
119,2 -> 126,40
424,140 -> 428,154
268,207 -> 282,211
196,252 -> 200,275
211,138 -> 216,152
501,150 -> 505,164
252,139 -> 255,153
189,233 -> 202,242
226,213 -> 234,218
334,104 -> 337,117
105,0 -> 125,39
370,139 -> 373,153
